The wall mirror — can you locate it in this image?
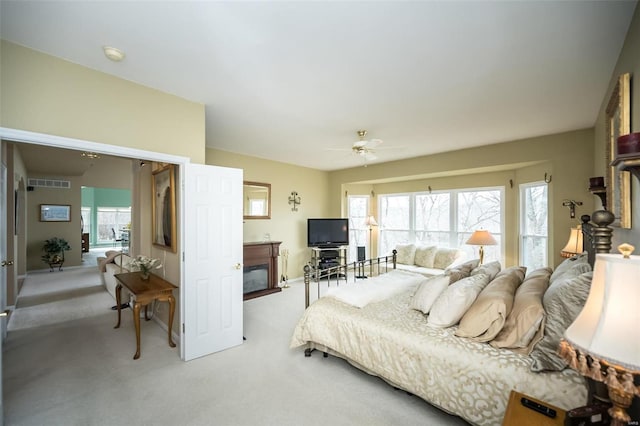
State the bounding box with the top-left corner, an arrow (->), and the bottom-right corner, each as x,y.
243,181 -> 271,219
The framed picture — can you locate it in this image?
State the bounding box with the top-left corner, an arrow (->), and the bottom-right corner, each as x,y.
152,164 -> 177,252
605,73 -> 631,228
40,204 -> 71,222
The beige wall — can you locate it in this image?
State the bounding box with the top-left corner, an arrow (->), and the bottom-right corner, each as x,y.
206,149 -> 330,280
0,41 -> 206,164
330,129 -> 594,268
594,4 -> 640,248
25,175 -> 82,271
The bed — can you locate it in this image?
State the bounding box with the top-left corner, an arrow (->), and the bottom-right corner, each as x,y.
290,213 -> 614,425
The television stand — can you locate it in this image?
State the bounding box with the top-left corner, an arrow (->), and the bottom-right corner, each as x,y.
310,246 -> 348,279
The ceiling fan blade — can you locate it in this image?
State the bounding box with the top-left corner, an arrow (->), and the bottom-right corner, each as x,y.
363,152 -> 377,161
366,139 -> 383,149
353,140 -> 368,149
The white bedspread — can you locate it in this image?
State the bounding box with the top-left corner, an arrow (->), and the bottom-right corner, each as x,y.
290,288 -> 588,426
325,269 -> 426,308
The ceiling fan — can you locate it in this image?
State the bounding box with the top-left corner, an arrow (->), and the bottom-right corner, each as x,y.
328,130 -> 385,166
351,130 -> 383,162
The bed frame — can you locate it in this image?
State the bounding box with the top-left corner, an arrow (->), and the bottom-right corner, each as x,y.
303,252 -> 397,309
580,209 -> 615,266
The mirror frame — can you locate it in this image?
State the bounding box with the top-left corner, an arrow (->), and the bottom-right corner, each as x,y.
243,181 -> 271,220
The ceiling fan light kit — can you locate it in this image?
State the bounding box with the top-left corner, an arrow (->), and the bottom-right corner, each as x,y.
352,129 -> 381,165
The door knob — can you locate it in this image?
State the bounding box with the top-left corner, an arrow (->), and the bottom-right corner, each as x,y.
235,263 -> 242,270
1,260 -> 13,267
0,310 -> 11,317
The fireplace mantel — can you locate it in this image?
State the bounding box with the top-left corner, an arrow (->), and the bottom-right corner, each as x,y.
243,241 -> 282,300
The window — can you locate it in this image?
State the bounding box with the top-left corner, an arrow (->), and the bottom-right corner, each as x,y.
81,207 -> 91,234
379,187 -> 503,264
379,194 -> 411,256
347,196 -> 369,261
520,182 -> 548,270
415,193 -> 450,246
97,207 -> 131,243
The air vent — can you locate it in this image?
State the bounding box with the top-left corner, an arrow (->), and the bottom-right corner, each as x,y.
27,178 -> 71,189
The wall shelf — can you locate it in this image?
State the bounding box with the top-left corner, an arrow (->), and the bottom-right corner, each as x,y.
612,156 -> 640,182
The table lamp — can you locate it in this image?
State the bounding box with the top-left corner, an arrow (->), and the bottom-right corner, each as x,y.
560,244 -> 640,426
560,227 -> 583,258
465,229 -> 497,264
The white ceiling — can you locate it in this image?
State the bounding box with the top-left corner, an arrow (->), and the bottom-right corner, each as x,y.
1,1 -> 636,171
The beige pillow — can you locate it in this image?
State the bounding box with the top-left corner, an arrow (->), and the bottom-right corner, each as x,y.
471,260 -> 501,281
414,246 -> 438,268
444,259 -> 480,284
530,271 -> 592,372
427,273 -> 491,328
456,266 -> 526,341
433,248 -> 461,269
395,244 -> 416,265
410,275 -> 450,314
490,267 -> 552,354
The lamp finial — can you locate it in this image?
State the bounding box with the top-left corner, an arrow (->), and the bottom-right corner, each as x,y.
618,243 -> 634,258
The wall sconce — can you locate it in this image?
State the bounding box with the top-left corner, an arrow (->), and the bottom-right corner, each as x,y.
562,199 -> 583,218
288,191 -> 301,211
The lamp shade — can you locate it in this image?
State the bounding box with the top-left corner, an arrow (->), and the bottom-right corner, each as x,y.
465,230 -> 497,246
560,228 -> 583,258
564,253 -> 640,372
365,215 -> 378,227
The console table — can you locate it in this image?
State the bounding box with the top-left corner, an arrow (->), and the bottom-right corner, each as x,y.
243,241 -> 281,300
113,271 -> 177,360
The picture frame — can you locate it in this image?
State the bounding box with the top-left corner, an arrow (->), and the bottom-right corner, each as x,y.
40,204 -> 71,222
152,164 -> 177,252
605,73 -> 631,228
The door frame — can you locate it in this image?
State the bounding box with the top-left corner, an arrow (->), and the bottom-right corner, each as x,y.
0,127 -> 191,359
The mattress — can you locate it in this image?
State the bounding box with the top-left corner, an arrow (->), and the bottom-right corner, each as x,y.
290,287 -> 588,426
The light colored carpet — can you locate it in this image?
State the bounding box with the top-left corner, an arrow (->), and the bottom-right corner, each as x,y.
8,267 -> 113,331
3,269 -> 468,426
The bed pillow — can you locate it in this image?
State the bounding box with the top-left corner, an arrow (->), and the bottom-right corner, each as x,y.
427,273 -> 491,328
414,245 -> 438,268
455,266 -> 526,341
444,259 -> 480,284
395,244 -> 416,265
529,270 -> 593,372
490,267 -> 552,353
549,252 -> 588,284
470,260 -> 501,281
433,248 -> 461,270
409,275 -> 450,314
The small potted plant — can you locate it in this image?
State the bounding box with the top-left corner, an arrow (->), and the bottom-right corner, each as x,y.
41,237 -> 71,272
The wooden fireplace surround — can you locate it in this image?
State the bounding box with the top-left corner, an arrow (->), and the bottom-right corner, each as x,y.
243,241 -> 281,300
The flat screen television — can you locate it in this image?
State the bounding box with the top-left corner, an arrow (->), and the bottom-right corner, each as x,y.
307,218 -> 349,248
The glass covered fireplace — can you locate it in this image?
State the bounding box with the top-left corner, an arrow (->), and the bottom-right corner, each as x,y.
243,264 -> 269,294
243,241 -> 282,300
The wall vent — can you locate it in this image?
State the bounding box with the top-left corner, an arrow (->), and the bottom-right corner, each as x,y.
27,178 -> 71,189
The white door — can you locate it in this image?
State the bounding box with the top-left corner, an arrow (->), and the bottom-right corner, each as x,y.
0,150 -> 6,425
182,163 -> 243,361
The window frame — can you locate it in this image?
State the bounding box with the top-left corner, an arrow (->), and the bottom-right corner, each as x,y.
519,181 -> 548,269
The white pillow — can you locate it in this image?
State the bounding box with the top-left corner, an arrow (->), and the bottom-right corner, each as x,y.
394,244 -> 416,265
427,273 -> 491,328
409,275 -> 450,314
414,245 -> 438,268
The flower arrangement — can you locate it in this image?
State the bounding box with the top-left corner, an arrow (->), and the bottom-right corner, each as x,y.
127,255 -> 162,280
